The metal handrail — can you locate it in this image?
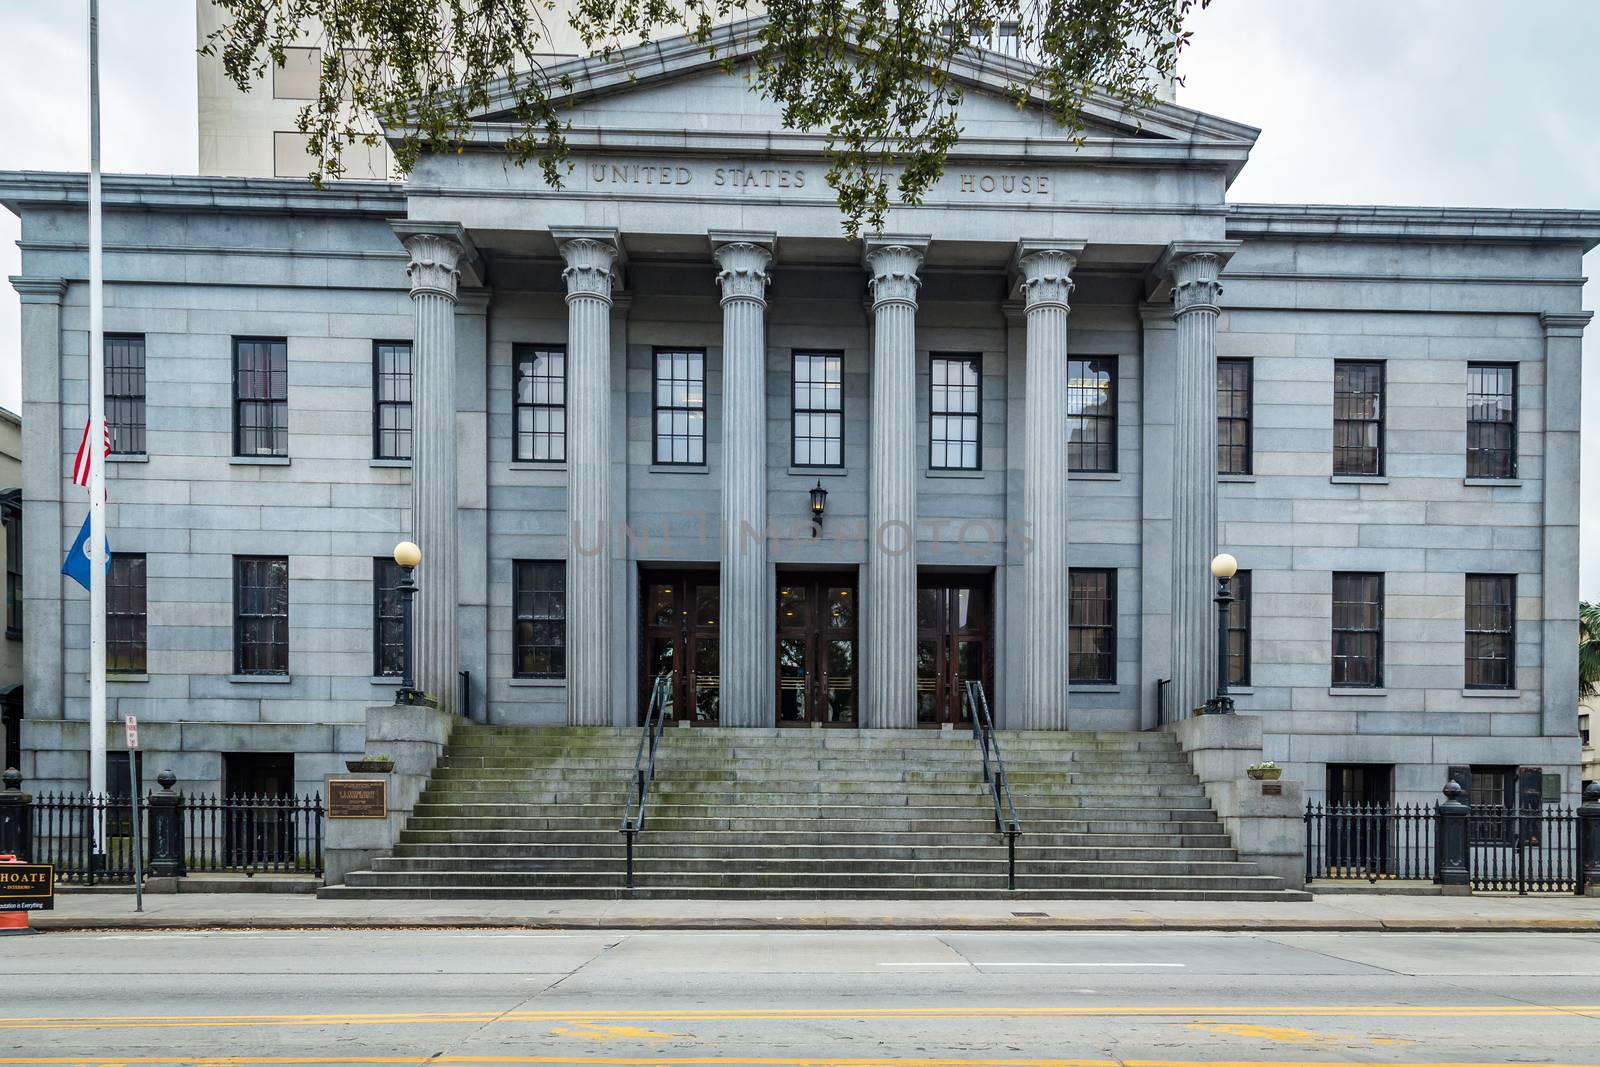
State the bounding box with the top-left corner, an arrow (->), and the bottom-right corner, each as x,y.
964,679 -> 1021,889
619,673 -> 672,888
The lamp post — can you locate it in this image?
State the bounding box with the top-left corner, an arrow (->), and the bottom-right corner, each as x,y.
1206,552 -> 1238,716
809,481 -> 828,538
393,540 -> 424,706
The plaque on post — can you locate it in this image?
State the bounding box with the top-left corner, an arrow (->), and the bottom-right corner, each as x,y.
327,778 -> 388,819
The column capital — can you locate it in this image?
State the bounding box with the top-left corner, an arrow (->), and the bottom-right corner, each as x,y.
554,230 -> 621,305
1147,240 -> 1240,313
864,237 -> 927,310
1539,310 -> 1593,337
9,276 -> 67,305
1012,241 -> 1085,312
713,240 -> 773,306
393,221 -> 482,300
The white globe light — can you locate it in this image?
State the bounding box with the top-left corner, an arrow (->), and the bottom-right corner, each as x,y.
1210,552 -> 1238,579
393,541 -> 422,568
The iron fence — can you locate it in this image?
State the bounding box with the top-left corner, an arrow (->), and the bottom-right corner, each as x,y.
1306,800 -> 1588,895
28,790 -> 324,884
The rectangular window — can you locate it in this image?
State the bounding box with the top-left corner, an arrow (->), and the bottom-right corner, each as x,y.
372,341 -> 412,460
271,46 -> 322,100
1467,363 -> 1516,479
1465,573 -> 1515,690
1326,763 -> 1393,807
929,354 -> 981,470
792,351 -> 844,467
1331,572 -> 1383,688
1216,357 -> 1251,475
1068,357 -> 1117,473
1227,570 -> 1251,687
513,345 -> 566,463
513,560 -> 566,678
1333,360 -> 1384,475
373,558 -> 405,678
233,338 -> 288,458
107,554 -> 147,674
234,556 -> 289,676
1468,765 -> 1517,844
653,349 -> 706,465
105,334 -> 146,455
2,491 -> 19,640
1068,567 -> 1116,684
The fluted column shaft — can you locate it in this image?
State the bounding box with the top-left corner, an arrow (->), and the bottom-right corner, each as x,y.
403,234 -> 462,709
560,237 -> 618,726
1018,248 -> 1078,730
715,241 -> 774,727
1169,253 -> 1224,718
864,243 -> 923,729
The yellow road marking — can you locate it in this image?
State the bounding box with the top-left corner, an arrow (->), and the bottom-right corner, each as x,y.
549,1023 -> 683,1042
1,1004 -> 1598,1031
1183,1022 -> 1334,1044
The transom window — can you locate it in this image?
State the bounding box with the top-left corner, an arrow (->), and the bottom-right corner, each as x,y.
234,556 -> 289,676
105,334 -> 146,455
1068,567 -> 1116,684
653,349 -> 706,465
792,351 -> 843,467
513,560 -> 566,678
1331,572 -> 1383,688
107,554 -> 147,674
1227,570 -> 1251,687
373,558 -> 405,678
1466,363 -> 1516,479
1465,573 -> 1515,690
514,345 -> 566,463
1333,361 -> 1384,475
1068,357 -> 1116,473
1216,358 -> 1251,476
372,341 -> 412,460
233,338 -> 288,458
929,354 -> 980,470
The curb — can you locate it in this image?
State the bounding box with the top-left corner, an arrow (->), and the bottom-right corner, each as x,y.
29,916 -> 1600,933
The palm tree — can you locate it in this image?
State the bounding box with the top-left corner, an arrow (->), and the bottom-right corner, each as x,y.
1581,601 -> 1600,700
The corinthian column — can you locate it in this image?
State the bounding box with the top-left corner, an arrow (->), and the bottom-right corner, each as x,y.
1162,243 -> 1235,719
1016,242 -> 1084,730
402,230 -> 463,710
864,240 -> 925,729
713,235 -> 775,728
558,233 -> 619,726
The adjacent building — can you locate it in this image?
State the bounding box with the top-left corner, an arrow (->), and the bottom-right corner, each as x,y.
5,18 -> 1594,812
0,406 -> 21,773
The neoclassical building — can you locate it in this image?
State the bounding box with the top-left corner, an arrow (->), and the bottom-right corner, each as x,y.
4,19 -> 1596,807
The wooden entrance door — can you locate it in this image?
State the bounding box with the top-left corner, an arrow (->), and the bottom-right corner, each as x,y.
915,576 -> 992,727
775,572 -> 859,727
640,572 -> 720,725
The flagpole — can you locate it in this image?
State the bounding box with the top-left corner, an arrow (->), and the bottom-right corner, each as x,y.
87,0 -> 108,846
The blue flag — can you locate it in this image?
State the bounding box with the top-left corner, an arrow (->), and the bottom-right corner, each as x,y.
61,513 -> 111,592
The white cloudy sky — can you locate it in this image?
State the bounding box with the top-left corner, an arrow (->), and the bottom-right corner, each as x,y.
0,0 -> 1597,594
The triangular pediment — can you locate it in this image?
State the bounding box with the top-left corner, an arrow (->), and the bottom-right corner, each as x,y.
464,15 -> 1258,147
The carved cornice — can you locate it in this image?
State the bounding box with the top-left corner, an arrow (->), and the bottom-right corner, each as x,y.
558,237 -> 618,304
9,276 -> 67,304
402,233 -> 463,302
713,241 -> 772,305
865,243 -> 924,310
1170,252 -> 1224,317
1017,248 -> 1079,313
1539,311 -> 1593,337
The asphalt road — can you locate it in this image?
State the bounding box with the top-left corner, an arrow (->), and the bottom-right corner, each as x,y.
5,928 -> 1600,1066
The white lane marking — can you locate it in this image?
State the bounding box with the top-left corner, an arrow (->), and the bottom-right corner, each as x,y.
878,961 -> 1186,968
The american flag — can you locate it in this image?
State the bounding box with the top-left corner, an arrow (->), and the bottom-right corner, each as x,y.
72,418 -> 110,488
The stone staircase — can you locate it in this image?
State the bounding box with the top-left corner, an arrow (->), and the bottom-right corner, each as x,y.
321,724 -> 1308,900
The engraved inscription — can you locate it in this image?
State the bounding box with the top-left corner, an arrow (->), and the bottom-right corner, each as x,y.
328,778 -> 388,819
956,172 -> 1050,195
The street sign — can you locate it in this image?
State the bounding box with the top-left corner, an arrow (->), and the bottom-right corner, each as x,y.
124,715 -> 138,749
0,860 -> 54,912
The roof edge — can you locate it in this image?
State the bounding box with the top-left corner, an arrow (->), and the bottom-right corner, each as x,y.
0,171 -> 406,219
1229,203 -> 1600,251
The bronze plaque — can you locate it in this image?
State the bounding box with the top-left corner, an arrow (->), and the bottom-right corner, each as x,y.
0,864 -> 54,911
1261,782 -> 1283,797
328,778 -> 388,819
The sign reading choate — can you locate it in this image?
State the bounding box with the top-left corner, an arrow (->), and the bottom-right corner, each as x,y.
328,778 -> 388,820
0,863 -> 54,911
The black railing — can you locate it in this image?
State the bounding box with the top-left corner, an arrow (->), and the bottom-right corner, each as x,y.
183,793 -> 325,876
28,789 -> 323,884
620,672 -> 672,889
1306,799 -> 1587,895
964,679 -> 1021,890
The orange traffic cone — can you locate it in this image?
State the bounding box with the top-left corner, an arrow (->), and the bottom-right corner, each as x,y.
0,854 -> 34,934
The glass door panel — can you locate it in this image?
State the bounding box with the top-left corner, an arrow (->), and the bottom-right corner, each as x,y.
775,571 -> 858,726
777,637 -> 808,723
692,638 -> 720,722
640,571 -> 719,725
824,639 -> 857,724
916,575 -> 992,726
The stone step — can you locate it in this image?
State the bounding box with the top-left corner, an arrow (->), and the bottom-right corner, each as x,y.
383,843 -> 1241,863
319,884 -> 1308,902
368,855 -> 1259,876
391,831 -> 1239,852
404,804 -> 1217,827
340,869 -> 1286,891
399,817 -> 1231,838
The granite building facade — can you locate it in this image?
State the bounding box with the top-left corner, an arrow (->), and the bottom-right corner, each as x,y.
4,21 -> 1596,808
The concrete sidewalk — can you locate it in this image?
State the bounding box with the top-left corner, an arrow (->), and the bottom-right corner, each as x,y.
26,891 -> 1600,932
